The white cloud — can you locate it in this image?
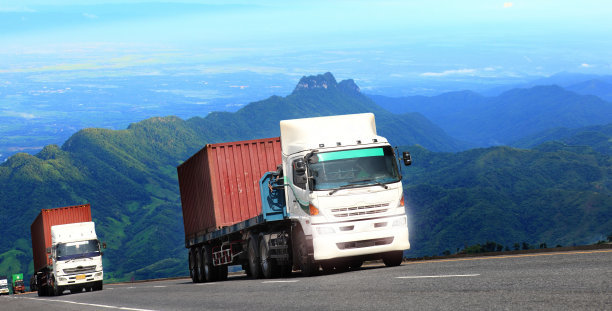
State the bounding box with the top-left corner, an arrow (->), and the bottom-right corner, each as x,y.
420,69 -> 476,77
83,13 -> 98,19
581,63 -> 593,68
1,111 -> 36,119
0,6 -> 36,12
503,2 -> 513,8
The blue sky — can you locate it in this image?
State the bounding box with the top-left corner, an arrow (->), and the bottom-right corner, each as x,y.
1,0 -> 611,83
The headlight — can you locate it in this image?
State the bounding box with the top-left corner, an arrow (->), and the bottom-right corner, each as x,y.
316,226 -> 335,235
392,216 -> 407,227
59,277 -> 67,282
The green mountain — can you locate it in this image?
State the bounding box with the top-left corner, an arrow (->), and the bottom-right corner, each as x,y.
512,123 -> 612,155
403,139 -> 612,257
370,85 -> 612,146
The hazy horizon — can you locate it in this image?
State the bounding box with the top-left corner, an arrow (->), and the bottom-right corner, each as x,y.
2,1 -> 611,87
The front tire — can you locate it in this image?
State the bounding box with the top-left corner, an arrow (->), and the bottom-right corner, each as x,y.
382,251 -> 404,267
294,227 -> 318,277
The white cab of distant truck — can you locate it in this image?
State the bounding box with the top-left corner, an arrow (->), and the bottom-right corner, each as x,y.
281,113 -> 411,264
49,222 -> 104,294
0,276 -> 8,295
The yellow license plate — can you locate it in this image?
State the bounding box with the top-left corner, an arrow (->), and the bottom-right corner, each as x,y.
76,274 -> 86,280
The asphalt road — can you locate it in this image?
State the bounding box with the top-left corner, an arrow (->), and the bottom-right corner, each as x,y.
3,249 -> 611,310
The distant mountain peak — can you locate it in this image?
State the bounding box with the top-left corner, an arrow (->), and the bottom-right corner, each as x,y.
338,79 -> 360,94
293,72 -> 361,95
294,72 -> 337,92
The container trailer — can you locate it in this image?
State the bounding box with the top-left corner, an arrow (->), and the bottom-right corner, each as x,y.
177,113 -> 412,281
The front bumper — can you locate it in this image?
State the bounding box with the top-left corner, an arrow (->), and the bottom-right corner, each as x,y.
311,214 -> 410,260
56,271 -> 103,287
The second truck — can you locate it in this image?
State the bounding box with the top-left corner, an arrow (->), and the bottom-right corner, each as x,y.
178,113 -> 412,281
31,204 -> 105,296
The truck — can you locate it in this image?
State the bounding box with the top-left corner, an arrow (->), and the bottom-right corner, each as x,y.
0,276 -> 8,295
177,113 -> 412,281
11,273 -> 25,294
31,204 -> 105,296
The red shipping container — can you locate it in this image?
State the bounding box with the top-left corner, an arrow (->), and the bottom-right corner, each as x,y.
31,204 -> 92,273
177,137 -> 282,243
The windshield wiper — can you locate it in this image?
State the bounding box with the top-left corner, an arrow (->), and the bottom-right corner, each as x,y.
328,179 -> 388,195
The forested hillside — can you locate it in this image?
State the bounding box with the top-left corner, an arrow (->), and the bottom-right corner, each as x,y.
402,140 -> 612,257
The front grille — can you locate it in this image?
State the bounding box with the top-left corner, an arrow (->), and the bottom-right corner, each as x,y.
336,237 -> 394,250
63,265 -> 96,274
331,203 -> 390,218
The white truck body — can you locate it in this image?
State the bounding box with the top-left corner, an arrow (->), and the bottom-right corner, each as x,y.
281,113 -> 410,261
0,277 -> 8,295
50,222 -> 104,289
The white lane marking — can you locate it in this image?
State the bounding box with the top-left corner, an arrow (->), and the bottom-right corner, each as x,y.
396,274 -> 480,279
153,286 -> 166,288
23,297 -> 158,311
261,280 -> 300,283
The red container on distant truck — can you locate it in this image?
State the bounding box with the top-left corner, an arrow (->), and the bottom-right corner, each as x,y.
30,204 -> 92,273
177,137 -> 282,242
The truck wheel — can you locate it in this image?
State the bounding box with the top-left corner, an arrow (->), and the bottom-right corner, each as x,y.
196,247 -> 205,283
247,236 -> 262,279
349,259 -> 364,270
295,228 -> 318,277
94,281 -> 103,291
217,265 -> 228,281
259,234 -> 278,279
382,251 -> 403,267
189,248 -> 199,283
203,245 -> 218,282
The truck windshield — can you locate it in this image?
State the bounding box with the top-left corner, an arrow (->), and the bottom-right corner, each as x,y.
56,240 -> 100,261
308,146 -> 400,191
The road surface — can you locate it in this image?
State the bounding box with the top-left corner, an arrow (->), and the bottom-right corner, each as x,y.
3,249 -> 611,310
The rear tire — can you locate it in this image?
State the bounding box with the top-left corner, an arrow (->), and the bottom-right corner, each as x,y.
247,236 -> 262,279
259,234 -> 278,279
217,265 -> 228,281
382,251 -> 403,267
189,248 -> 198,283
196,247 -> 205,282
203,245 -> 218,282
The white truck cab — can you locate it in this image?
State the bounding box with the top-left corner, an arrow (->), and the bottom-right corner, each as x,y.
0,276 -> 8,295
281,113 -> 411,264
50,222 -> 104,293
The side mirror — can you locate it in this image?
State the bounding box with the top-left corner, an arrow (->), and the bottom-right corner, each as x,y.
102,242 -> 107,249
402,151 -> 412,166
292,159 -> 308,189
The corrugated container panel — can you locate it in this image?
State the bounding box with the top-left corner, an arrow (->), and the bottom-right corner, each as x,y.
178,137 -> 282,244
31,204 -> 92,273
